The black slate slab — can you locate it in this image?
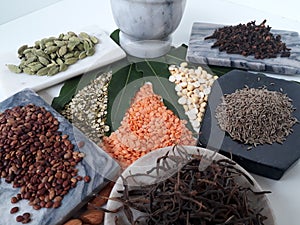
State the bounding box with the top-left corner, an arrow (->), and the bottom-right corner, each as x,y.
187,22 -> 300,75
0,89 -> 121,225
198,70 -> 300,180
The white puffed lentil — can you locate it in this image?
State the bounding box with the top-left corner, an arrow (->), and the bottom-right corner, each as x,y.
168,62 -> 218,132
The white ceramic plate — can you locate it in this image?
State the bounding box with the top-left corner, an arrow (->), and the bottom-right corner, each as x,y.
104,146 -> 275,225
0,26 -> 126,102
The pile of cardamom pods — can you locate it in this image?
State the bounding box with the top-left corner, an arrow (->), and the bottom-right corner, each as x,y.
7,31 -> 99,76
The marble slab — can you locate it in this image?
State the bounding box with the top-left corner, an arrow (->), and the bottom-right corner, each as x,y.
0,89 -> 121,225
187,22 -> 300,75
0,26 -> 126,102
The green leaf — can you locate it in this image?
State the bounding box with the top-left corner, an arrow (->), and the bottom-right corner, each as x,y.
209,65 -> 233,77
135,60 -> 194,133
51,67 -> 112,112
110,29 -> 120,45
106,63 -> 144,133
163,44 -> 188,65
51,75 -> 82,112
52,28 -> 232,137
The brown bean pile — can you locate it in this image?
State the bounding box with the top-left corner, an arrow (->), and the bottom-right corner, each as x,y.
215,87 -> 298,146
205,20 -> 291,59
0,104 -> 87,222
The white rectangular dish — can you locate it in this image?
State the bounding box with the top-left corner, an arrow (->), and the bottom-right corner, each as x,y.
0,27 -> 126,102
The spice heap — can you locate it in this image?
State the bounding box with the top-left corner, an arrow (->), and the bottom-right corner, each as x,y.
7,31 -> 99,76
101,83 -> 195,168
62,181 -> 115,225
111,147 -> 269,225
62,72 -> 111,143
205,20 -> 291,59
0,104 -> 89,223
168,62 -> 218,132
216,87 -> 298,146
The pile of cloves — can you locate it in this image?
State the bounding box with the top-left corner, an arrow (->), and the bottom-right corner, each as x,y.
205,20 -> 291,59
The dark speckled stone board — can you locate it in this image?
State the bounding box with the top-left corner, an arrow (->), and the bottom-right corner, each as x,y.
187,22 -> 300,75
198,70 -> 300,180
0,89 -> 121,225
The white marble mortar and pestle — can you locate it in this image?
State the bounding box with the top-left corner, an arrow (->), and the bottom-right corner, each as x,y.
111,0 -> 186,58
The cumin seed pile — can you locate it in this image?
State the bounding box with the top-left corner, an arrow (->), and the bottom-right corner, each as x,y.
215,87 -> 298,146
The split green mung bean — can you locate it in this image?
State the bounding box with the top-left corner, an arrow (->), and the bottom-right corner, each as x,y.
6,31 -> 99,76
61,71 -> 112,144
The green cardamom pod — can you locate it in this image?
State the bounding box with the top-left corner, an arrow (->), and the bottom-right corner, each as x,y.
36,66 -> 50,76
23,67 -> 35,75
73,51 -> 80,58
79,51 -> 87,59
9,31 -> 99,76
38,56 -> 50,66
34,49 -> 48,59
90,36 -> 99,44
17,45 -> 28,55
83,40 -> 90,52
56,58 -> 64,65
59,63 -> 68,72
77,43 -> 84,51
6,64 -> 22,73
23,48 -> 33,55
58,46 -> 67,57
86,48 -> 95,56
47,66 -> 59,76
67,31 -> 77,37
27,62 -> 44,72
65,57 -> 78,65
45,41 -> 54,48
79,32 -> 90,39
24,56 -> 38,65
45,46 -> 59,54
54,40 -> 67,47
64,53 -> 74,59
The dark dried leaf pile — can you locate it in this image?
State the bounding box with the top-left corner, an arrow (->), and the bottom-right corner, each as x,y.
205,20 -> 291,59
109,147 -> 269,225
215,87 -> 298,146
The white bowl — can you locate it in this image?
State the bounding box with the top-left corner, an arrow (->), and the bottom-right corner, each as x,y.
104,146 -> 275,225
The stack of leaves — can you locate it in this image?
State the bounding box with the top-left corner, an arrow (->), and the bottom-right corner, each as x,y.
101,83 -> 196,168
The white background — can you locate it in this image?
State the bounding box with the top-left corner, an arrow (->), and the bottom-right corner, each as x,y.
1,0 -> 300,224
0,0 -> 61,25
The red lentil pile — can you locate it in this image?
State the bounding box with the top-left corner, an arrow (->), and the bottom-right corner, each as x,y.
101,83 -> 195,168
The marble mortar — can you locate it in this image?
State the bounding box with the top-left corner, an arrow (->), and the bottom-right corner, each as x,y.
111,0 -> 186,58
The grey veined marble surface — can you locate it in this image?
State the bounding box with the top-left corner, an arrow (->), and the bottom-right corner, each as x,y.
0,89 -> 121,225
187,22 -> 300,75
